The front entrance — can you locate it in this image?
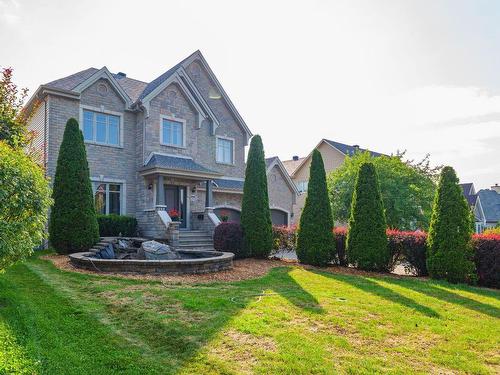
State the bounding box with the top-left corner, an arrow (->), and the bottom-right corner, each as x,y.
165,185 -> 188,229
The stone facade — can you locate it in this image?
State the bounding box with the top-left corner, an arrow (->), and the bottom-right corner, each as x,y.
27,51 -> 297,240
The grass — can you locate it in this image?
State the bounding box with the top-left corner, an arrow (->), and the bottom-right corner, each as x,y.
0,255 -> 499,374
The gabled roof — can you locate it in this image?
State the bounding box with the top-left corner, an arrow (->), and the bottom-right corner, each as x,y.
284,138 -> 385,178
459,183 -> 478,208
477,189 -> 500,223
266,156 -> 300,195
324,139 -> 384,157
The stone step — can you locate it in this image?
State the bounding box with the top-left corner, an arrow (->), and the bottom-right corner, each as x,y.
179,236 -> 213,243
179,232 -> 211,238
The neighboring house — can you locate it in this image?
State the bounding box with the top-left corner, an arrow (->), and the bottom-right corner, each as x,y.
459,182 -> 500,233
25,50 -> 297,246
283,138 -> 383,224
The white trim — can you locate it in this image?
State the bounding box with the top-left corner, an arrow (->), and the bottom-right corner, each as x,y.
90,178 -> 127,215
74,67 -> 132,107
160,115 -> 187,148
157,210 -> 172,229
220,176 -> 245,181
181,51 -> 253,144
216,135 -> 236,165
79,105 -> 124,148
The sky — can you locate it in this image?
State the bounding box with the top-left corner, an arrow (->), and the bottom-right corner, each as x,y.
1,0 -> 499,189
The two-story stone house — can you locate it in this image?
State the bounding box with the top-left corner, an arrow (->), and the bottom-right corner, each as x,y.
26,51 -> 297,245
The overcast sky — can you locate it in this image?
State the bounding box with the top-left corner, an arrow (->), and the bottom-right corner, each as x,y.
1,0 -> 499,189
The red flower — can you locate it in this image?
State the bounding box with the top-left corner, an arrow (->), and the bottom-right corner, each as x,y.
168,208 -> 179,218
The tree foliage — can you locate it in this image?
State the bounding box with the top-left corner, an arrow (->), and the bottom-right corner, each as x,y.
426,166 -> 475,283
0,67 -> 33,150
49,118 -> 99,254
240,135 -> 273,258
346,162 -> 389,271
328,151 -> 438,230
297,150 -> 334,266
0,141 -> 52,269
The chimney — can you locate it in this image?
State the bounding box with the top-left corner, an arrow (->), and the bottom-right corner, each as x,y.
292,155 -> 299,161
116,72 -> 126,78
491,183 -> 500,193
353,144 -> 360,150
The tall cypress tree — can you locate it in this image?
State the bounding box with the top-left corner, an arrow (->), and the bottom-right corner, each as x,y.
427,166 -> 475,283
297,150 -> 334,266
49,118 -> 99,254
346,162 -> 389,271
240,135 -> 273,258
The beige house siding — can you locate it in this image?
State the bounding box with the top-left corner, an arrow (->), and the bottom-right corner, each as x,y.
290,141 -> 346,224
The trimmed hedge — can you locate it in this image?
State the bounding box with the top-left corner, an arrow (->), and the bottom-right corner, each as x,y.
49,118 -> 99,254
214,222 -> 245,259
473,233 -> 500,288
240,135 -> 273,258
97,214 -> 137,237
347,162 -> 389,271
427,166 -> 475,284
387,229 -> 428,276
297,150 -> 335,266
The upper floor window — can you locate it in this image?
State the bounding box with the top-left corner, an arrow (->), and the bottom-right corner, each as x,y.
83,109 -> 120,146
161,118 -> 185,147
216,137 -> 234,164
93,182 -> 122,215
296,180 -> 308,193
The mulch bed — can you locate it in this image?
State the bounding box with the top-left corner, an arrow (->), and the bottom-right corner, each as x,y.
41,254 -> 417,284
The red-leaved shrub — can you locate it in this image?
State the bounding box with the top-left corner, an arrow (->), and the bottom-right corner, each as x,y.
387,229 -> 428,276
472,233 -> 500,288
272,225 -> 297,252
333,227 -> 348,265
213,222 -> 246,258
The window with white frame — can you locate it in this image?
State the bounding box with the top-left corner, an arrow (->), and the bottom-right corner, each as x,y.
161,118 -> 184,147
216,137 -> 234,164
296,180 -> 308,193
83,110 -> 120,146
93,182 -> 122,215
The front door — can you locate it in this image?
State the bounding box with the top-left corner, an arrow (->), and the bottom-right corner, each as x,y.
165,185 -> 187,229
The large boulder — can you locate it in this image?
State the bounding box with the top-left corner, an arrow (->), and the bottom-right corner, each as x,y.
139,240 -> 180,260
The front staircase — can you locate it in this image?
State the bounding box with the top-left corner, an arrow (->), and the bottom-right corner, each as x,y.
178,230 -> 215,251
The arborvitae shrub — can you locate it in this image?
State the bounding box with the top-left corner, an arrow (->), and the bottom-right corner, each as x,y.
346,162 -> 389,271
296,150 -> 335,266
426,166 -> 475,283
240,135 -> 273,258
49,118 -> 99,254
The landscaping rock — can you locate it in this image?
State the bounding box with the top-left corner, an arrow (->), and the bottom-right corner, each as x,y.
139,240 -> 180,260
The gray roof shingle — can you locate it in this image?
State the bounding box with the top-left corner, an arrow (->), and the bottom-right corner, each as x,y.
324,139 -> 384,157
213,179 -> 244,190
144,153 -> 219,175
45,68 -> 99,91
478,189 -> 500,223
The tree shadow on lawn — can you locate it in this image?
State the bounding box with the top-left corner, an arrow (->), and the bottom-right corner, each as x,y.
381,278 -> 500,319
310,270 -> 440,318
1,260 -> 325,374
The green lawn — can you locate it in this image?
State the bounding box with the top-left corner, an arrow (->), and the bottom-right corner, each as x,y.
0,255 -> 499,374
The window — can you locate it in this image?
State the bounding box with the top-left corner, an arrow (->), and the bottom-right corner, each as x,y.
296,180 -> 308,193
161,118 -> 184,147
216,137 -> 234,164
83,109 -> 120,146
93,182 -> 122,214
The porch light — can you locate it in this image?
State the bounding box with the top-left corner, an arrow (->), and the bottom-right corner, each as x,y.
208,87 -> 221,99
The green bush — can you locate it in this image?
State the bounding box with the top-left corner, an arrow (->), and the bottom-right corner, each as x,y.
297,150 -> 335,266
427,166 -> 475,283
240,135 -> 273,258
49,118 -> 99,254
0,142 -> 52,269
97,214 -> 137,237
346,162 -> 389,271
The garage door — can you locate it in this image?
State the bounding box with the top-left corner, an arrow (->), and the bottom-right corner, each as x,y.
270,209 -> 288,226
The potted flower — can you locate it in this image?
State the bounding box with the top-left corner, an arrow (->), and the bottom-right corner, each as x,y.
220,210 -> 230,222
168,208 -> 180,222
